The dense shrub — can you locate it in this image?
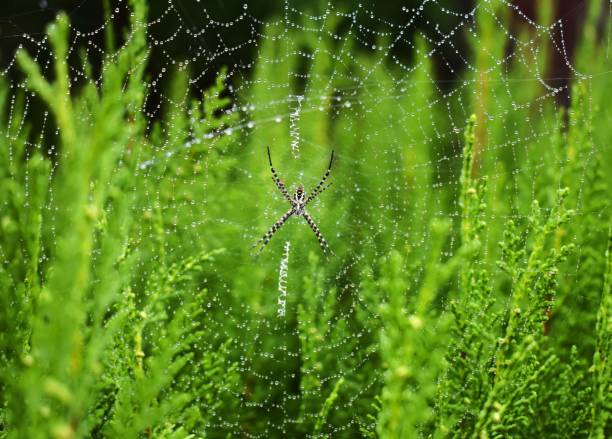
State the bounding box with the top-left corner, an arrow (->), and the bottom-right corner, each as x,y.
0,0 -> 609,437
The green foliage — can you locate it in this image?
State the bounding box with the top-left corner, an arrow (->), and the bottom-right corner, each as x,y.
0,0 -> 610,438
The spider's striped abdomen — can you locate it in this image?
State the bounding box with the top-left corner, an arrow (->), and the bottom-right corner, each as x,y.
293,186 -> 306,214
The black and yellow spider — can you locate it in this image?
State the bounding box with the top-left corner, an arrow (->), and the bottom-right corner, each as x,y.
252,147 -> 334,258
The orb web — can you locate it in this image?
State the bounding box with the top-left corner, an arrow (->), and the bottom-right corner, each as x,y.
0,0 -> 608,436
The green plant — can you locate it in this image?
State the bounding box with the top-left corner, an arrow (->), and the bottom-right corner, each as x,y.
0,1 -> 609,437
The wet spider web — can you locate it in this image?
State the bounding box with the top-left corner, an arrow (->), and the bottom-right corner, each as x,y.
1,0 -> 609,436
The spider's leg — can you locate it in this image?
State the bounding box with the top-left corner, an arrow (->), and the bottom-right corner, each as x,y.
311,181 -> 333,202
305,150 -> 334,206
267,146 -> 293,204
302,211 -> 333,258
252,208 -> 294,256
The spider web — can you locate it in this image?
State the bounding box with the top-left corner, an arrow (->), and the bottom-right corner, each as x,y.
1,0 -> 610,437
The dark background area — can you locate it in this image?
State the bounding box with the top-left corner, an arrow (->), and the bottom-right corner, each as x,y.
0,0 -> 604,106
0,0 -> 471,84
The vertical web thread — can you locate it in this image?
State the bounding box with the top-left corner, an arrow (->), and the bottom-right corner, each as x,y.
277,240 -> 290,317
289,95 -> 303,159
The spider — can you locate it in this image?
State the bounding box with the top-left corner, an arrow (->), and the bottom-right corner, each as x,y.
252,147 -> 335,258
